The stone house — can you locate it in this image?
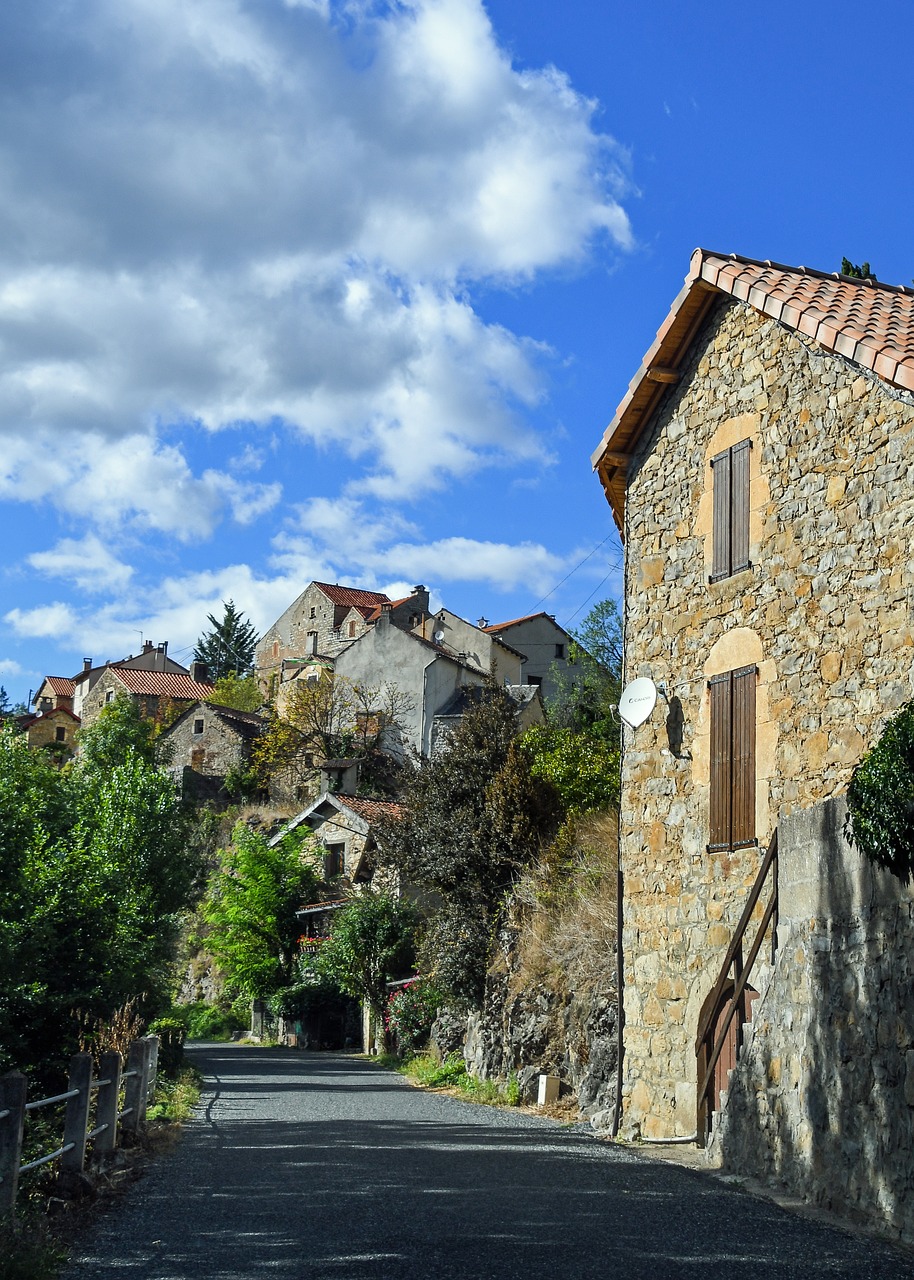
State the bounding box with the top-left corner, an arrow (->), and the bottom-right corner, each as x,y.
18,706 -> 80,759
277,792 -> 404,890
31,675 -> 75,714
255,582 -> 431,694
158,700 -> 267,799
80,662 -> 215,729
482,612 -> 577,706
591,250 -> 914,1150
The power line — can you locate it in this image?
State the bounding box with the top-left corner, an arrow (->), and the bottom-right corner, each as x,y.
528,532 -> 616,613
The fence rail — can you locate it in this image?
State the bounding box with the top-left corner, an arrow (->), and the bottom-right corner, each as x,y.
0,1035 -> 159,1221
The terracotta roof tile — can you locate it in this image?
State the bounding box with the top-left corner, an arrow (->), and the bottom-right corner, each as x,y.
42,676 -> 76,697
592,250 -> 914,531
112,669 -> 215,699
335,795 -> 403,823
484,611 -> 565,633
314,582 -> 390,609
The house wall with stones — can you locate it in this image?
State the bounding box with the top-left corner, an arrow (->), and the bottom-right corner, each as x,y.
255,583 -> 380,690
161,702 -> 262,785
618,294 -> 914,1139
26,708 -> 79,756
712,796 -> 914,1242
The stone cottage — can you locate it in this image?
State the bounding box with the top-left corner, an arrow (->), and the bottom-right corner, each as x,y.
591,250 -> 914,1155
80,663 -> 215,728
159,700 -> 267,800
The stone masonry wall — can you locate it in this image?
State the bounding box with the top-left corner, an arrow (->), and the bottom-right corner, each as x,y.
712,796 -> 914,1242
619,295 -> 914,1138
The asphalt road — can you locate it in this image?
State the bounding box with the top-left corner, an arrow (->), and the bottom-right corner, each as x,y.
62,1043 -> 912,1279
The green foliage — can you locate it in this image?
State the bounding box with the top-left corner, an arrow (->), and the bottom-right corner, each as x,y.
846,701 -> 914,881
147,1015 -> 187,1075
400,1052 -> 520,1105
212,672 -> 264,712
171,1000 -> 246,1041
546,598 -> 622,740
194,599 -> 258,680
377,687 -> 561,1007
0,723 -> 198,1081
202,824 -> 323,999
317,891 -> 416,1017
146,1065 -> 202,1123
77,692 -> 157,771
520,725 -> 620,813
386,978 -> 442,1053
841,256 -> 873,280
0,685 -> 28,717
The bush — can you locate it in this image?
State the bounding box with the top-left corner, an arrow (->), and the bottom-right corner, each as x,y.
170,1001 -> 246,1041
386,979 -> 442,1053
847,701 -> 914,881
148,1016 -> 187,1075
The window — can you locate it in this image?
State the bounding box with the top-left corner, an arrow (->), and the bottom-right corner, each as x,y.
55,726 -> 66,742
555,643 -> 565,660
308,630 -> 318,655
710,439 -> 751,581
348,620 -> 357,637
193,718 -> 204,735
708,665 -> 756,852
105,690 -> 114,703
309,607 -> 316,619
324,844 -> 345,879
528,675 -> 542,687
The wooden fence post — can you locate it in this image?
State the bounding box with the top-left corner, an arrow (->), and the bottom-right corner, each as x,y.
122,1039 -> 147,1136
93,1051 -> 122,1159
60,1053 -> 93,1174
145,1036 -> 159,1102
0,1072 -> 27,1223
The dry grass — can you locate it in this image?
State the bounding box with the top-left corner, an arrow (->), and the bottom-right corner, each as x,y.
76,997 -> 146,1065
509,810 -> 618,999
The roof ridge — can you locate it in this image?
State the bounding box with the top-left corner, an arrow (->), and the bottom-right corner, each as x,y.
696,249 -> 914,298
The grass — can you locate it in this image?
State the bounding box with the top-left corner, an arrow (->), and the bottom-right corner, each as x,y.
146,1065 -> 202,1123
395,1053 -> 522,1107
0,1219 -> 68,1280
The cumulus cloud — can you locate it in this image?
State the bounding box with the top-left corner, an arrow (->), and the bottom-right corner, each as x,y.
28,536 -> 135,594
0,0 -> 632,521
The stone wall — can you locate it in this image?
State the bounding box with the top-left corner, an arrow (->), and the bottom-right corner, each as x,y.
711,796 -> 914,1241
618,294 -> 914,1138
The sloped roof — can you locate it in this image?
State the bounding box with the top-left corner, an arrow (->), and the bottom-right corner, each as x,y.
36,676 -> 76,699
485,612 -> 570,640
111,669 -> 215,699
592,249 -> 914,531
336,795 -> 403,824
314,582 -> 390,610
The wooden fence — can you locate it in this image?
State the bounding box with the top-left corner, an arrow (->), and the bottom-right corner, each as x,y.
0,1035 -> 159,1221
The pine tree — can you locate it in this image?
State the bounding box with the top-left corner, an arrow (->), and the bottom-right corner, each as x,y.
193,600 -> 258,681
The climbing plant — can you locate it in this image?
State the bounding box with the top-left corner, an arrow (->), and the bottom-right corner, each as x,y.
846,701 -> 914,882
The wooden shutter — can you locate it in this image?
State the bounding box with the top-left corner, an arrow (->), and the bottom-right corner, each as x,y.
708,672 -> 732,851
708,665 -> 757,851
710,449 -> 731,582
730,440 -> 751,574
730,665 -> 756,847
710,439 -> 751,581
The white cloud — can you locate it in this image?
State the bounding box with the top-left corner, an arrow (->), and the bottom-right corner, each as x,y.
0,0 -> 632,531
0,658 -> 27,676
27,536 -> 134,593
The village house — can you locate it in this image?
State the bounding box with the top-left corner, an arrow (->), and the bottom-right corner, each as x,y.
158,700 -> 267,800
80,661 -> 215,728
592,249 -> 914,1232
16,706 -> 80,760
482,612 -> 576,706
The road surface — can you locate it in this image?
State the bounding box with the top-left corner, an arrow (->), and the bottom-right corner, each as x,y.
62,1043 -> 911,1279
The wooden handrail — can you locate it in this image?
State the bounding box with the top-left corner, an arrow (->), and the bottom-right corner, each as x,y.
696,828 -> 778,1146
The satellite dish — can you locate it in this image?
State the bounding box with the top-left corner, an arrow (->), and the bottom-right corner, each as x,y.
434,630 -> 445,643
618,677 -> 658,729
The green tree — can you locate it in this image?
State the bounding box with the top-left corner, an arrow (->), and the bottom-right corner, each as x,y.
317,891 -> 416,1021
377,687 -> 562,1006
211,672 -> 264,712
0,686 -> 28,716
520,724 -> 620,813
0,723 -> 198,1081
202,824 -> 323,999
76,692 -> 157,770
846,700 -> 914,881
841,257 -> 874,280
547,598 -> 622,740
194,599 -> 259,681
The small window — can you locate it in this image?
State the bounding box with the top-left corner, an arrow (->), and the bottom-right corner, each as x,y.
272,640 -> 279,659
528,675 -> 542,687
193,718 -> 204,735
711,439 -> 751,581
105,690 -> 114,704
555,643 -> 565,660
55,726 -> 66,742
309,607 -> 316,619
348,621 -> 357,638
324,844 -> 345,879
308,630 -> 318,655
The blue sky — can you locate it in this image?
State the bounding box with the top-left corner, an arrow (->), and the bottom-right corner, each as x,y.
2,0 -> 912,706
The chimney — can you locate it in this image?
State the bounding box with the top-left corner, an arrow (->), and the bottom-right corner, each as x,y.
83,658 -> 92,672
191,660 -> 209,684
143,639 -> 153,653
378,601 -> 392,631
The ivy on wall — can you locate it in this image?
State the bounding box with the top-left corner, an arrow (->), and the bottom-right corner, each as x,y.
846,701 -> 914,882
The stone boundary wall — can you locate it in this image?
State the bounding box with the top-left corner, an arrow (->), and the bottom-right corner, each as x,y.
711,795 -> 914,1240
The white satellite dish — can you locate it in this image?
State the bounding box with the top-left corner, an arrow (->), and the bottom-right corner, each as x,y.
434,630 -> 446,643
618,677 -> 658,729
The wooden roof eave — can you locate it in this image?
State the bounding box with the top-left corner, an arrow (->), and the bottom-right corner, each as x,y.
592,259 -> 721,538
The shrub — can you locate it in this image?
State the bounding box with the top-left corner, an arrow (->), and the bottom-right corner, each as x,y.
148,1016 -> 187,1075
847,701 -> 914,881
386,979 -> 442,1053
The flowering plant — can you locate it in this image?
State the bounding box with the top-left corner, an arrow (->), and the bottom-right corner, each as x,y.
386,977 -> 442,1053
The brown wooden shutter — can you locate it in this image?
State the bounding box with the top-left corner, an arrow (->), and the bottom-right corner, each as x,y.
710,449 -> 731,582
730,665 -> 756,847
708,672 -> 732,851
730,440 -> 751,574
708,665 -> 757,852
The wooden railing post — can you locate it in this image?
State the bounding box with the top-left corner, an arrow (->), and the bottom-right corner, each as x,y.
60,1053 -> 93,1174
122,1039 -> 147,1136
145,1036 -> 159,1102
93,1051 -> 122,1159
0,1072 -> 27,1222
